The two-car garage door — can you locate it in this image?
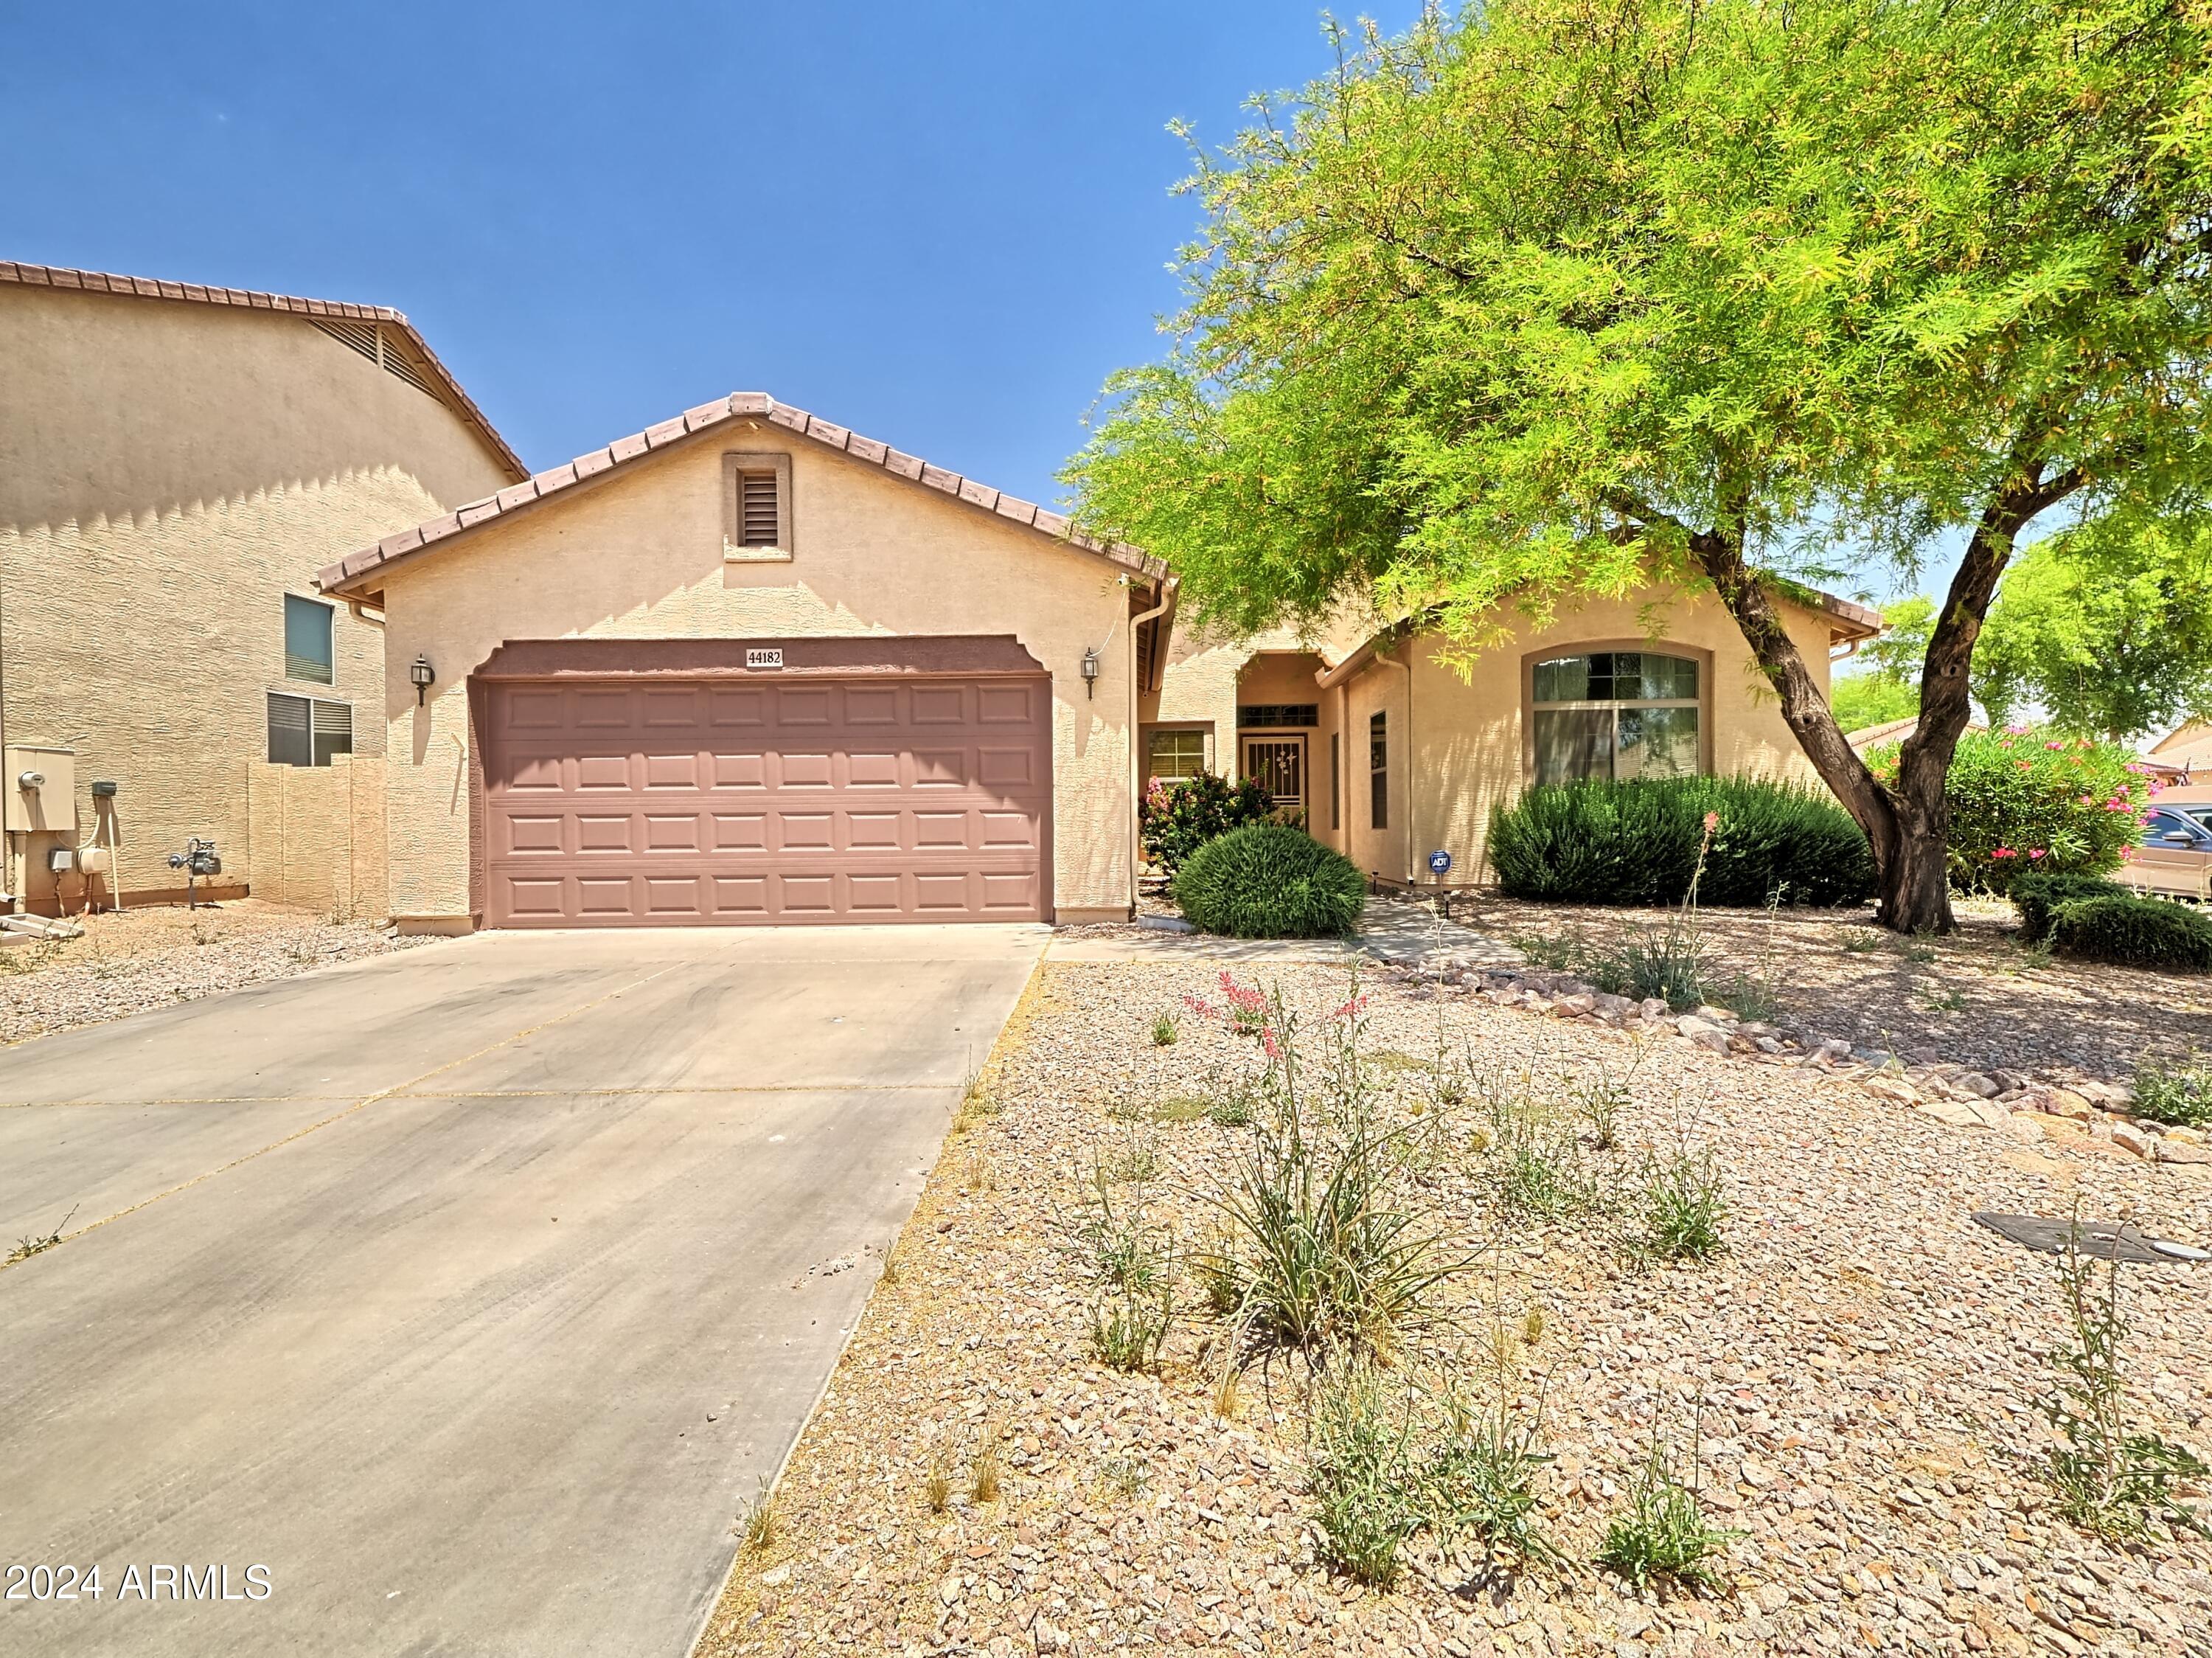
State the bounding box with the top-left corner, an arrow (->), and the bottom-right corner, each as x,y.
481,670 -> 1051,927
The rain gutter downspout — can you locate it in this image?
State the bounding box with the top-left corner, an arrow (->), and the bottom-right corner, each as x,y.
1127,578 -> 1174,913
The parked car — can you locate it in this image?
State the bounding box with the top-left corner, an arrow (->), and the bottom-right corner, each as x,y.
2128,797 -> 2212,901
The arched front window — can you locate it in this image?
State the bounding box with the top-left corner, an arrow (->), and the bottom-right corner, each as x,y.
1531,651 -> 1701,785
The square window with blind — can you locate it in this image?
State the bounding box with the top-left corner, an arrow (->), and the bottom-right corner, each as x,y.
723,452 -> 793,561
267,693 -> 353,768
1529,650 -> 1703,786
283,594 -> 334,684
1147,727 -> 1208,783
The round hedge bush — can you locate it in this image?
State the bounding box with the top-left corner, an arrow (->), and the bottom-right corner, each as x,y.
1173,824 -> 1367,938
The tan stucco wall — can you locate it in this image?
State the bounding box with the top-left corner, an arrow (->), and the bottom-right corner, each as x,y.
0,284 -> 515,910
1370,591 -> 1835,884
246,755 -> 389,918
370,420 -> 1140,924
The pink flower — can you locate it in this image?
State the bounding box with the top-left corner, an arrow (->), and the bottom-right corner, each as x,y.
1261,1030 -> 1280,1059
2045,740 -> 2065,750
2028,848 -> 2048,859
1992,847 -> 2017,859
2006,722 -> 2030,735
1703,811 -> 1720,833
1330,993 -> 1370,1021
2017,761 -> 2032,771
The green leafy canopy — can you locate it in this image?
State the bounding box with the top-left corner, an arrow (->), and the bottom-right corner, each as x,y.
1978,515 -> 2212,740
1065,0 -> 2212,707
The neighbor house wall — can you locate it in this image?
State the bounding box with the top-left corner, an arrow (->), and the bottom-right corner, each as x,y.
1361,591 -> 1836,884
0,282 -> 516,912
370,420 -> 1140,926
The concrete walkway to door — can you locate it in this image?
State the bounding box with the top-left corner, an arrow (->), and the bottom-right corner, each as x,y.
0,923 -> 1046,1658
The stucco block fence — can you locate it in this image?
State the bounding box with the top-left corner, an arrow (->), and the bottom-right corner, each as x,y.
246,755 -> 388,918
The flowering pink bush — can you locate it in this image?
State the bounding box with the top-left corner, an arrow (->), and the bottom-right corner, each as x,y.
1140,771 -> 1276,873
1865,726 -> 2154,893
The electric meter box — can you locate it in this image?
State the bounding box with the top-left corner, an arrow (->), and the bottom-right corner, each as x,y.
4,746 -> 77,834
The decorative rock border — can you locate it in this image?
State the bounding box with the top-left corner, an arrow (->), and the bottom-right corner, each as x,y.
1385,960 -> 2211,1168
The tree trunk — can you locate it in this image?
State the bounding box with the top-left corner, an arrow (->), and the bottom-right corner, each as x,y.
1880,771 -> 1955,934
1684,522 -> 1920,919
1672,450 -> 2085,933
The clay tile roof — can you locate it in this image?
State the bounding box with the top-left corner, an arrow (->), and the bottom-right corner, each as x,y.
1804,589 -> 1884,640
0,257 -> 525,481
316,392 -> 1168,597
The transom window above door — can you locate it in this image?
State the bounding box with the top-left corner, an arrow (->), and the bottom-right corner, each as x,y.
1531,650 -> 1700,785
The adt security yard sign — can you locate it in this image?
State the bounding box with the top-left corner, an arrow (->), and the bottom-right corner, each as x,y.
1427,849 -> 1453,876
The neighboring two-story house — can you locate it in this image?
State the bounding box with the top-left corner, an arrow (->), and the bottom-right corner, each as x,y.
0,260 -> 524,915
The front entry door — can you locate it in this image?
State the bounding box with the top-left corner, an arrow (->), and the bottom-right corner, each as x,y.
1242,735 -> 1306,819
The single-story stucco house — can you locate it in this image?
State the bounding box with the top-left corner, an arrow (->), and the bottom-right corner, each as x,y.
318,391 -> 1879,933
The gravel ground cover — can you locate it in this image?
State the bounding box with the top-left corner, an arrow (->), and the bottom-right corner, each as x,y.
0,901 -> 434,1047
1470,895 -> 2212,1091
698,958 -> 2211,1658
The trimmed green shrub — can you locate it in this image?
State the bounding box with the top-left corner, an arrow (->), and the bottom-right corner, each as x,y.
1486,776 -> 1873,907
1140,770 -> 1276,873
1174,824 -> 1366,937
2011,870 -> 2130,943
1864,726 -> 2152,895
2050,895 -> 2212,974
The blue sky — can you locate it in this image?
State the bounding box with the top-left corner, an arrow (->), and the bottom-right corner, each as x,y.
3,1 -> 1422,506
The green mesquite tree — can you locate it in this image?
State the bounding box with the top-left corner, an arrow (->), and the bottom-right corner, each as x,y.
1976,516 -> 2212,741
1065,0 -> 2212,932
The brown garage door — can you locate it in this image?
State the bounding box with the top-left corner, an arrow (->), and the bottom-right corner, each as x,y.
481,667 -> 1051,927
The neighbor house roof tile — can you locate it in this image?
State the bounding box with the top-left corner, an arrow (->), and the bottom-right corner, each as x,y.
0,257 -> 525,480
316,392 -> 1167,597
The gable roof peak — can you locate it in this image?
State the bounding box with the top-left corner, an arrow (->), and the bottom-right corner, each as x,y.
319,391 -> 1166,596
1,257 -> 524,480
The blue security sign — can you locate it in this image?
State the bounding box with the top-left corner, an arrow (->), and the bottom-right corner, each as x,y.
1427,849 -> 1453,875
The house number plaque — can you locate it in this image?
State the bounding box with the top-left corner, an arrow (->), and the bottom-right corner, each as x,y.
745,648 -> 784,670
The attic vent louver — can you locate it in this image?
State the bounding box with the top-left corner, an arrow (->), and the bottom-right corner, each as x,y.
309,319 -> 453,412
739,472 -> 780,547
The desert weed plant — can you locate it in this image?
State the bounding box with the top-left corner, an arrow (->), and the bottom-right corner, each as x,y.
738,1479 -> 779,1554
1307,1364 -> 1424,1585
1633,1148 -> 1728,1261
1422,1378 -> 1568,1574
1091,1280 -> 1175,1373
1597,1437 -> 1739,1592
1481,1069 -> 1610,1221
1063,1142 -> 1175,1302
2037,1228 -> 2208,1541
2129,1050 -> 2212,1129
1307,1364 -> 1565,1587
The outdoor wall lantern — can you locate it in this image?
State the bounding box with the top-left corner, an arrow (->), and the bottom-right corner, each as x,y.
411,653 -> 437,706
1080,648 -> 1101,699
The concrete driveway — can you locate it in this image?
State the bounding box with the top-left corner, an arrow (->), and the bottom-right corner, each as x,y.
0,924 -> 1046,1657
